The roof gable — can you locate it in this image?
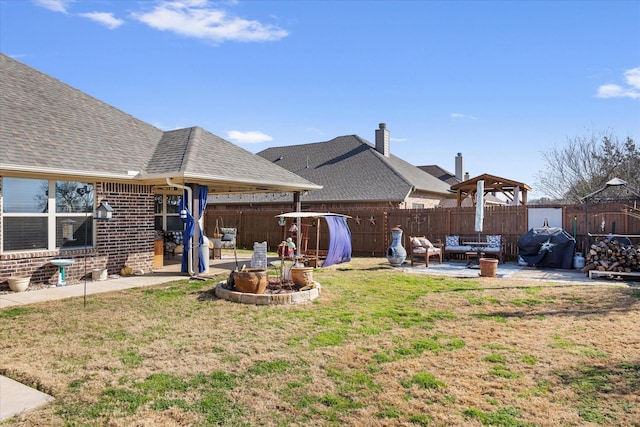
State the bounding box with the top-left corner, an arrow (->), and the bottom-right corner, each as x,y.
451,173 -> 531,191
146,127 -> 322,192
451,173 -> 531,206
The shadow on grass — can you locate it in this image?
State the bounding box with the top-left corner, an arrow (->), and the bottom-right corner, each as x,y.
474,287 -> 640,318
335,266 -> 394,272
196,288 -> 219,301
554,361 -> 640,424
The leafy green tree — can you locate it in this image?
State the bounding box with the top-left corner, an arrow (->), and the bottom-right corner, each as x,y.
535,131 -> 639,203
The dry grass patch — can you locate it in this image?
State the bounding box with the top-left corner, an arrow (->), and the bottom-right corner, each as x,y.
1,258 -> 639,426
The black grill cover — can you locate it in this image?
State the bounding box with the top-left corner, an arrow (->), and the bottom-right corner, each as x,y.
518,227 -> 576,269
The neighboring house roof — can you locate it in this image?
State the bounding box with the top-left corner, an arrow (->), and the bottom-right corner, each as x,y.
418,165 -> 460,186
209,135 -> 454,205
0,54 -> 320,194
259,135 -> 454,202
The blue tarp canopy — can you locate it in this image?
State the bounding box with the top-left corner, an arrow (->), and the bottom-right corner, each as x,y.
275,212 -> 352,267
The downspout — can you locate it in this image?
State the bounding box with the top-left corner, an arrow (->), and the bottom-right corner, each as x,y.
166,178 -> 194,276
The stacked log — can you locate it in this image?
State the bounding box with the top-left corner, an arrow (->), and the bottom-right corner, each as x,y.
581,238 -> 639,274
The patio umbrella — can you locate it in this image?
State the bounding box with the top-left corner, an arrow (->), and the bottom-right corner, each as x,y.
475,180 -> 484,235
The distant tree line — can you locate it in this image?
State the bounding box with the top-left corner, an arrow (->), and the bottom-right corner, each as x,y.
534,130 -> 640,204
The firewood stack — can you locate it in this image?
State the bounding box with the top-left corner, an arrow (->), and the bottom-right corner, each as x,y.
581,238 -> 640,274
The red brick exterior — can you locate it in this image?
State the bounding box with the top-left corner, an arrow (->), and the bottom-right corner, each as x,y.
0,180 -> 155,287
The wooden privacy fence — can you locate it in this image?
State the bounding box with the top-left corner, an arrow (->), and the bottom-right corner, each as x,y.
204,202 -> 639,262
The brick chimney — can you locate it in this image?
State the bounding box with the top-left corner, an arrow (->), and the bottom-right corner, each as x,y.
375,123 -> 390,157
455,152 -> 464,181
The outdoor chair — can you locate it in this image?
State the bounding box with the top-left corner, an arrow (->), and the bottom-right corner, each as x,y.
164,231 -> 184,258
409,236 -> 443,267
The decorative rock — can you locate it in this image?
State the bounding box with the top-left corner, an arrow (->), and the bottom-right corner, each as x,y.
214,282 -> 321,305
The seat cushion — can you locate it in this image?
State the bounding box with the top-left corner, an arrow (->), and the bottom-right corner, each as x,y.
419,237 -> 433,247
445,245 -> 472,251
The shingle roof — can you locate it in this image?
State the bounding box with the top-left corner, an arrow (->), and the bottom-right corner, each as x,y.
253,135 -> 453,203
0,53 -> 162,179
0,54 -> 320,193
147,127 -> 322,192
418,165 -> 460,186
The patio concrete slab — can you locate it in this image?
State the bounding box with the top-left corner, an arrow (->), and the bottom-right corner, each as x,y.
0,375 -> 54,422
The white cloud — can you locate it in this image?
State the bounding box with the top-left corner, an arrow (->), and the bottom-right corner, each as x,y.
132,1 -> 289,43
79,12 -> 124,30
624,67 -> 640,89
34,0 -> 74,13
596,67 -> 640,99
450,113 -> 478,120
227,130 -> 273,144
390,137 -> 407,142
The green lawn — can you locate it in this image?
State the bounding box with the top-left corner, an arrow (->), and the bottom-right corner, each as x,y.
1,258 -> 638,426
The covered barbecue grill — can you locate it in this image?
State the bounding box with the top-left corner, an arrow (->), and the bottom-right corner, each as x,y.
518,226 -> 576,269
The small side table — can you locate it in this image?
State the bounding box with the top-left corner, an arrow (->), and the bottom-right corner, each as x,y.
211,248 -> 222,259
465,251 -> 485,267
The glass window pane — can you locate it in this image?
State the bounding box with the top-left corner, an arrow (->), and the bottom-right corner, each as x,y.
166,216 -> 183,231
3,217 -> 48,250
2,177 -> 48,213
154,195 -> 163,214
154,216 -> 163,230
56,216 -> 93,248
166,195 -> 181,214
56,182 -> 94,213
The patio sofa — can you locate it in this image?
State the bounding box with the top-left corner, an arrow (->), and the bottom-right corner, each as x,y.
443,235 -> 504,263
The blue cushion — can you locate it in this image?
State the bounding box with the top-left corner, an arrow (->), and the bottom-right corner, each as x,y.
486,235 -> 501,249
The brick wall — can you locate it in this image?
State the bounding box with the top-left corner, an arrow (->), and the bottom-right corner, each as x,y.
0,180 -> 155,286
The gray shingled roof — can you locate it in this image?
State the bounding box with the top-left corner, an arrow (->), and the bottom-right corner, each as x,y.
418,165 -> 461,186
0,54 -> 320,193
146,127 -> 322,192
211,135 -> 453,204
1,53 -> 162,179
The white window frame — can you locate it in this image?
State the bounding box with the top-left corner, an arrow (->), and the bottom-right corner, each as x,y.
154,189 -> 183,232
1,179 -> 94,253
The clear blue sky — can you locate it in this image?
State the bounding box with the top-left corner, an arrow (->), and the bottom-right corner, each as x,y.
1,0 -> 639,199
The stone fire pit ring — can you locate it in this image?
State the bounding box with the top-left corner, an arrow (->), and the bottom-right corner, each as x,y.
214,281 -> 321,305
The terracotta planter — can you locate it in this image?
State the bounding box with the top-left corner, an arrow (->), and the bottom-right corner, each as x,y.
479,258 -> 498,277
8,277 -> 30,292
233,269 -> 268,294
291,267 -> 314,287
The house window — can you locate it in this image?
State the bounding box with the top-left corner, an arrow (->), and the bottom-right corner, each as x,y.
412,203 -> 425,209
154,193 -> 182,231
2,178 -> 94,252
